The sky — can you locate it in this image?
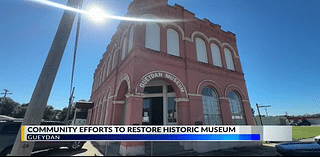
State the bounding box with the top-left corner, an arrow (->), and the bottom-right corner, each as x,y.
0,0 -> 319,117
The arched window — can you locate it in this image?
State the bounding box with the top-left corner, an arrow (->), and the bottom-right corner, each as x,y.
99,71 -> 103,86
128,26 -> 134,52
228,91 -> 246,125
102,63 -> 107,81
121,37 -> 127,60
107,57 -> 111,76
105,58 -> 110,77
104,92 -> 111,124
202,87 -> 222,125
224,48 -> 235,70
112,51 -> 117,70
211,43 -> 222,67
145,23 -> 160,51
167,28 -> 179,56
196,38 -> 208,63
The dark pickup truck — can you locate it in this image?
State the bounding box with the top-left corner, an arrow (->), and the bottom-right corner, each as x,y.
0,120 -> 86,156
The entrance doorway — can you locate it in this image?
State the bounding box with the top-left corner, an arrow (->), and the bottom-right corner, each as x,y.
141,80 -> 177,125
142,97 -> 163,125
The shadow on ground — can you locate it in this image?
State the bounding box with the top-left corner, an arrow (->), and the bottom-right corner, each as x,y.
183,145 -> 277,156
31,147 -> 88,156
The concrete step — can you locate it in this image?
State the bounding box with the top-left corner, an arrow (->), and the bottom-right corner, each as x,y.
105,142 -> 121,156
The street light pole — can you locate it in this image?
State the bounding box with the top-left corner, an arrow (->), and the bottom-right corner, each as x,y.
10,0 -> 83,156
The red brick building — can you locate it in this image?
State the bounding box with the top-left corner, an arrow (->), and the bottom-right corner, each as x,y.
87,0 -> 257,155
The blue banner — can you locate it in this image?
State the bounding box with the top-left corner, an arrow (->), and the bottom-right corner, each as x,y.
26,134 -> 260,141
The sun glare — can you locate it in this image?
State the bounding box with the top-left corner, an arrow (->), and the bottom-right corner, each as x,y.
30,0 -> 182,23
87,7 -> 107,24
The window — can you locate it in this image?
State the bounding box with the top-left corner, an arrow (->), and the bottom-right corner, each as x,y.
112,51 -> 116,70
228,91 -> 246,125
104,93 -> 111,124
196,38 -> 208,63
145,23 -> 160,51
128,26 -> 134,52
107,58 -> 111,76
144,86 -> 163,94
99,71 -> 102,86
224,48 -> 235,70
103,63 -> 107,81
202,87 -> 222,125
211,43 -> 222,67
121,37 -> 127,60
168,97 -> 177,123
167,28 -> 179,56
106,58 -> 110,77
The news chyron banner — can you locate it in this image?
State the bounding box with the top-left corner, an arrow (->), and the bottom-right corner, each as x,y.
21,125 -> 292,141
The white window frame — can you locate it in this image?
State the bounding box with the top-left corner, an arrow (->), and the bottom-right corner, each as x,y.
224,48 -> 235,70
145,23 -> 160,51
228,91 -> 246,125
121,37 -> 127,60
202,86 -> 222,125
196,38 -> 208,63
128,26 -> 134,52
167,28 -> 180,56
211,43 -> 222,67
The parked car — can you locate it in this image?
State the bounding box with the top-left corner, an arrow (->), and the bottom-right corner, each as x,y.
0,120 -> 86,156
315,135 -> 320,143
297,120 -> 311,126
275,142 -> 320,156
289,121 -> 299,126
275,136 -> 320,156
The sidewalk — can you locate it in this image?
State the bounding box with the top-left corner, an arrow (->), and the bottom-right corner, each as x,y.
91,142 -> 278,156
75,142 -> 104,156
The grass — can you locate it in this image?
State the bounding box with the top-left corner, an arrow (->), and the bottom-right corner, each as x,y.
292,126 -> 320,140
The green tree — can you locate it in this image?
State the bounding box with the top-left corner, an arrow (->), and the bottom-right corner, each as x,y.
0,97 -> 19,117
58,107 -> 75,123
13,103 -> 59,121
14,103 -> 28,118
43,105 -> 55,121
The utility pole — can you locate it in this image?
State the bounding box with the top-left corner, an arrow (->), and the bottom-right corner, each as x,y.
10,0 -> 83,156
1,89 -> 13,98
265,108 -> 269,117
0,89 -> 13,115
256,104 -> 271,126
65,87 -> 75,124
256,103 -> 263,125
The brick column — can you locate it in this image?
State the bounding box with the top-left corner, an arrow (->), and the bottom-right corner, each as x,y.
188,95 -> 204,124
111,101 -> 124,125
242,100 -> 255,125
176,100 -> 190,125
119,95 -> 145,156
219,98 -> 233,125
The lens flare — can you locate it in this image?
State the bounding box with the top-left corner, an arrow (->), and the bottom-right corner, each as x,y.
87,7 -> 106,23
30,0 -> 182,23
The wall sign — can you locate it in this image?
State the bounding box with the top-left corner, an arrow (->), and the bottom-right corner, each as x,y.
138,71 -> 186,94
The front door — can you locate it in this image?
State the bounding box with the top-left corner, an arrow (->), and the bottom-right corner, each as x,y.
141,81 -> 177,125
142,97 -> 163,125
